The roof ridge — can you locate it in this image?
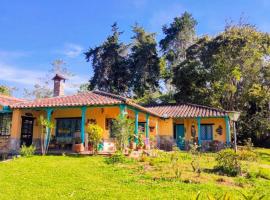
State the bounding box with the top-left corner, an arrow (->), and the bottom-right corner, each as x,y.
93,90 -> 129,103
146,102 -> 227,113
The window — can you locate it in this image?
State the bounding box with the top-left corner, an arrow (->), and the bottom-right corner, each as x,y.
138,122 -> 145,132
0,113 -> 12,136
56,118 -> 81,138
201,124 -> 213,140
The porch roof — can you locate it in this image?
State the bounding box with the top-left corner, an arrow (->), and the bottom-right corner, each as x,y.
146,103 -> 228,118
0,94 -> 25,106
10,91 -> 162,117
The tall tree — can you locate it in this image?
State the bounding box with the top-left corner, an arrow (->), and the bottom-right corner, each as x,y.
160,12 -> 197,94
85,23 -> 130,95
173,22 -> 270,146
129,24 -> 160,99
24,59 -> 74,99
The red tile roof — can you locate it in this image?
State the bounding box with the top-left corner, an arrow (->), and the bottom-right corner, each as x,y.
146,103 -> 228,118
10,91 -> 161,117
0,94 -> 25,106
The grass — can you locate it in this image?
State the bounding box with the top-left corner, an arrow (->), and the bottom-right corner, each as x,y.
0,148 -> 269,200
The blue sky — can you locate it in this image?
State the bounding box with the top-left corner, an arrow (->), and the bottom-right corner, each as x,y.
1,0 -> 270,97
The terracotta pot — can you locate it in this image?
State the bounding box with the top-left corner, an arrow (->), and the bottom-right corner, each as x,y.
129,142 -> 136,149
72,143 -> 84,153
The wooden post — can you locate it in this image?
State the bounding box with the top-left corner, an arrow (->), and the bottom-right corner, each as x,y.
197,117 -> 201,145
233,121 -> 237,152
145,114 -> 149,148
45,108 -> 53,149
225,116 -> 231,145
81,106 -> 87,145
134,110 -> 139,144
119,104 -> 127,118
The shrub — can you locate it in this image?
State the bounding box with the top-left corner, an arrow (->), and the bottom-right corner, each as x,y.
238,149 -> 258,161
87,124 -> 103,154
189,142 -> 201,176
105,151 -> 126,164
214,148 -> 241,176
111,116 -> 134,151
20,144 -> 36,157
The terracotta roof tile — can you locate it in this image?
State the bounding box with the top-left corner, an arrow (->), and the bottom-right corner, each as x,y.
10,90 -> 161,117
0,94 -> 25,106
11,91 -> 123,108
146,103 -> 228,118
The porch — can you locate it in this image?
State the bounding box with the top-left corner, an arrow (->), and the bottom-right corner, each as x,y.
16,104 -> 159,153
158,117 -> 231,151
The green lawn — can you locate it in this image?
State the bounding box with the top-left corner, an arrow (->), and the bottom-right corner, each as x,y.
0,148 -> 269,200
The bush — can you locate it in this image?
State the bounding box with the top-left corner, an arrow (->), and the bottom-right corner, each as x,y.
20,144 -> 36,157
87,124 -> 103,153
105,151 -> 126,164
111,116 -> 134,151
238,150 -> 258,161
214,148 -> 241,176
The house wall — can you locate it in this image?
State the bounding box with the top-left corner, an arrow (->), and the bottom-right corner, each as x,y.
174,118 -> 227,142
8,106 -> 159,152
157,117 -> 227,151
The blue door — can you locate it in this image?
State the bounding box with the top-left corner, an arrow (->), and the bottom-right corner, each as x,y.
176,125 -> 185,150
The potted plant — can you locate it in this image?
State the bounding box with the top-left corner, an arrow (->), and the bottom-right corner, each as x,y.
72,137 -> 84,153
129,134 -> 136,150
137,132 -> 144,150
87,124 -> 103,154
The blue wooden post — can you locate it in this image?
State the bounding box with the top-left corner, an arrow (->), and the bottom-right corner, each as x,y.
145,114 -> 150,147
81,106 -> 87,144
119,104 -> 127,118
45,108 -> 53,148
197,117 -> 201,146
225,116 -> 231,145
134,110 -> 139,144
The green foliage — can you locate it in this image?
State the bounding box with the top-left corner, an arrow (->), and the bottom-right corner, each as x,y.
129,24 -> 161,98
39,115 -> 55,155
86,124 -> 103,153
173,22 -> 270,146
160,11 -> 197,96
20,144 -> 36,157
85,23 -> 130,95
215,148 -> 241,176
238,150 -> 258,161
189,143 -> 201,176
0,85 -> 11,96
105,151 -> 126,164
111,115 -> 134,151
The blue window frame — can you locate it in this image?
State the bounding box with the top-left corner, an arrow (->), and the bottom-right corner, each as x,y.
56,118 -> 81,138
201,124 -> 213,141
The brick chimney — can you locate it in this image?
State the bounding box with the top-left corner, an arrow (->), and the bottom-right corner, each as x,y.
52,74 -> 66,97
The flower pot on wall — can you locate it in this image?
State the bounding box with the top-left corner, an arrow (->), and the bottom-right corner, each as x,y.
72,143 -> 84,153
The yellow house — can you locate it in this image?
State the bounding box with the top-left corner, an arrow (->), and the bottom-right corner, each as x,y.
0,75 -> 235,154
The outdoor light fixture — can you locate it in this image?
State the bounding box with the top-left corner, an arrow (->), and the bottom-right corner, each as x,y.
228,111 -> 241,152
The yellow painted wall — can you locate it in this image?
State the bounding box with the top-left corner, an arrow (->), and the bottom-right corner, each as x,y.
9,106 -> 227,146
158,118 -> 173,136
173,118 -> 227,142
10,106 -> 159,143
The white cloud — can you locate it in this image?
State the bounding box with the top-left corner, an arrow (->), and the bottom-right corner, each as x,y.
0,50 -> 31,62
58,43 -> 84,58
0,62 -> 89,96
0,62 -> 44,85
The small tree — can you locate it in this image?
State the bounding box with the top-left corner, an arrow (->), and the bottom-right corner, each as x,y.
39,115 -> 55,155
111,115 -> 134,152
87,124 -> 103,154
